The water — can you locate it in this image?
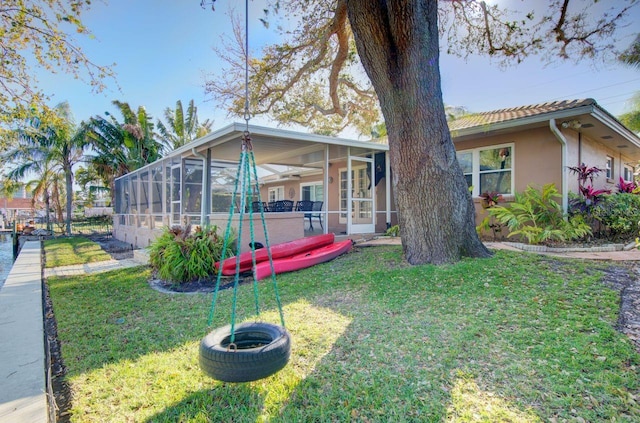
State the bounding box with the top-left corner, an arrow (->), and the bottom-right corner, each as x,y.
0,233 -> 15,291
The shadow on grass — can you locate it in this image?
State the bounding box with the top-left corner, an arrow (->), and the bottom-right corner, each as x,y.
145,384 -> 263,423
49,246 -> 640,421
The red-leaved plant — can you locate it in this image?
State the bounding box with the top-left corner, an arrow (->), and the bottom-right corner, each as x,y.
617,176 -> 637,193
569,163 -> 610,209
480,191 -> 503,208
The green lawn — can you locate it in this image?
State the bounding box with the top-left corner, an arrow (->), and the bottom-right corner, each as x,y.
47,246 -> 640,422
44,236 -> 112,268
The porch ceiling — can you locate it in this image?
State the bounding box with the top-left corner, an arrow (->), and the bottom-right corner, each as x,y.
182,123 -> 387,168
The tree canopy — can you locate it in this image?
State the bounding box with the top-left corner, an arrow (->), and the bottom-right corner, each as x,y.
0,0 -> 115,124
205,0 -> 638,265
205,0 -> 638,136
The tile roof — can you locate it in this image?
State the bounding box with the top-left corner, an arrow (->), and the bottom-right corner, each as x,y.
448,98 -> 596,132
0,198 -> 36,210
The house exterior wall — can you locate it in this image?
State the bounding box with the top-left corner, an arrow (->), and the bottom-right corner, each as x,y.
259,156 -> 397,235
577,134 -> 636,192
455,125 -> 638,233
454,126 -> 563,197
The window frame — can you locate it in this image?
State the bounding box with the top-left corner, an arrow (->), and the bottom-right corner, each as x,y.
606,156 -> 613,180
456,143 -> 514,197
268,186 -> 285,202
300,181 -> 323,201
623,164 -> 634,182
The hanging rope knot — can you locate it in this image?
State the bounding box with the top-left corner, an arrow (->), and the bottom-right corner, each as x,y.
242,131 -> 253,151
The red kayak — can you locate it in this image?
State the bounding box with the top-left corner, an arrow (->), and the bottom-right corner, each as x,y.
253,240 -> 353,280
216,233 -> 335,276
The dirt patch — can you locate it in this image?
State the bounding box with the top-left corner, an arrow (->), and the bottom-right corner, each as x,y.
89,235 -> 134,260
149,274 -> 254,294
44,281 -> 72,423
604,264 -> 640,353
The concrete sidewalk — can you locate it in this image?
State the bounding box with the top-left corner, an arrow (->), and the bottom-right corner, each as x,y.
0,241 -> 47,423
357,237 -> 640,261
0,245 -> 148,422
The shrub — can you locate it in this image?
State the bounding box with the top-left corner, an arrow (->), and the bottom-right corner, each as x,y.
486,183 -> 591,245
385,224 -> 400,237
148,225 -> 234,284
591,193 -> 640,238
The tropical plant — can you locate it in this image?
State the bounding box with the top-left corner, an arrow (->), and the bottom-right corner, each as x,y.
75,166 -> 109,207
616,176 -> 638,194
618,92 -> 640,133
205,0 -> 634,265
568,163 -> 610,214
1,102 -> 85,234
568,163 -> 604,190
480,191 -> 503,208
85,101 -> 163,204
148,225 -> 234,284
591,193 -> 640,238
156,99 -> 213,152
384,224 -> 400,237
486,184 -> 591,245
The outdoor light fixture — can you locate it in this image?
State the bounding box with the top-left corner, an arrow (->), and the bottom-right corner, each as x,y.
561,120 -> 582,129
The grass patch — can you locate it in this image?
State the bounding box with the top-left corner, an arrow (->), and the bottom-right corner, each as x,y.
47,246 -> 640,422
44,236 -> 112,268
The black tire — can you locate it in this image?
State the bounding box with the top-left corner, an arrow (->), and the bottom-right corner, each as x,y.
199,322 -> 291,383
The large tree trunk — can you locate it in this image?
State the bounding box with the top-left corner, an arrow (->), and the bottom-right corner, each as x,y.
346,0 -> 491,264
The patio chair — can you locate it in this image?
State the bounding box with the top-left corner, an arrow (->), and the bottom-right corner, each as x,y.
295,200 -> 314,229
280,200 -> 294,212
251,201 -> 268,213
309,201 -> 323,231
268,201 -> 278,212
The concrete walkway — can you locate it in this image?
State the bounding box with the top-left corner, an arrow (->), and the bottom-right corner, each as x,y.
0,246 -> 148,423
44,257 -> 143,279
358,237 -> 640,261
0,242 -> 47,423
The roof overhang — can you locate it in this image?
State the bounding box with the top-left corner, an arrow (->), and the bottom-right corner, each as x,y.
450,103 -> 640,161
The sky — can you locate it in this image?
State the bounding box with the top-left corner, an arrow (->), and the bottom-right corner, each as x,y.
36,0 -> 640,139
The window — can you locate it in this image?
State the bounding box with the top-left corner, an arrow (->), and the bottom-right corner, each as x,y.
456,144 -> 513,196
623,165 -> 634,182
268,186 -> 285,202
300,182 -> 323,201
457,151 -> 473,188
606,156 -> 613,179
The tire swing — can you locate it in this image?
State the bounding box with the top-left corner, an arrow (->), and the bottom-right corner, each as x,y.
199,0 -> 290,383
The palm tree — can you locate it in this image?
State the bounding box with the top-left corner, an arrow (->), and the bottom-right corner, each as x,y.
75,165 -> 109,207
156,99 -> 213,151
50,102 -> 87,235
619,34 -> 640,70
23,164 -> 63,232
619,35 -> 640,133
1,103 -> 84,235
85,100 -> 163,203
